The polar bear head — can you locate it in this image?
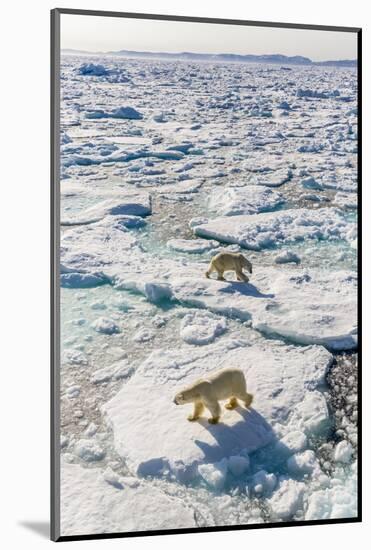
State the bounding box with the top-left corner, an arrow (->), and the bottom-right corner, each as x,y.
239,254 -> 252,273
173,388 -> 195,405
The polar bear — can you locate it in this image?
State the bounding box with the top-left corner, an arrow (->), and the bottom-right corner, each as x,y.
205,252 -> 252,282
173,368 -> 253,424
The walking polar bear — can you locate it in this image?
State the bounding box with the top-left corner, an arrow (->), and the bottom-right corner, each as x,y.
173,368 -> 253,424
205,252 -> 252,282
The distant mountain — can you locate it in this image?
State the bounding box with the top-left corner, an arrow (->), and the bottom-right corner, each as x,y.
62,48 -> 357,67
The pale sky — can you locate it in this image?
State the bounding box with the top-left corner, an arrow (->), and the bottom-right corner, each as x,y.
61,14 -> 357,62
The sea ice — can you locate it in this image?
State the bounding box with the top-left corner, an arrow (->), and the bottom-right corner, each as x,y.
74,439 -> 106,462
334,440 -> 353,463
167,238 -> 219,254
61,194 -> 152,225
268,478 -> 306,519
85,106 -> 143,120
104,337 -> 332,483
180,311 -> 227,345
91,317 -> 120,335
61,462 -> 196,535
78,63 -> 109,76
193,208 -> 355,251
208,185 -> 284,216
198,458 -> 229,490
274,250 -> 301,264
228,455 -> 250,477
287,450 -> 320,476
251,470 -> 277,495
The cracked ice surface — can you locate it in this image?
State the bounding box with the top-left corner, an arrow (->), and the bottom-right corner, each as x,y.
59,51 -> 358,534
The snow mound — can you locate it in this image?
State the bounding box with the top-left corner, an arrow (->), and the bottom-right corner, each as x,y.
61,462 -> 196,536
180,311 -> 227,345
209,186 -> 284,216
104,337 -> 332,484
193,208 -> 355,251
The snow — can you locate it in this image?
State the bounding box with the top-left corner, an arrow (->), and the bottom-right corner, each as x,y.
274,250 -> 301,264
180,311 -> 227,345
288,391 -> 329,434
61,462 -> 196,536
334,192 -> 358,210
61,194 -> 152,225
91,360 -> 133,384
199,458 -> 229,490
268,478 -> 306,519
208,185 -> 284,216
60,52 -> 358,528
193,208 -> 355,251
275,431 -> 308,455
228,455 -> 250,477
78,63 -> 109,76
287,450 -> 320,476
104,337 -> 332,484
85,106 -> 143,120
91,317 -> 120,335
334,440 -> 353,463
167,238 -> 219,254
251,470 -> 277,495
74,439 -> 106,462
305,465 -> 358,520
254,168 -> 292,188
61,213 -> 357,349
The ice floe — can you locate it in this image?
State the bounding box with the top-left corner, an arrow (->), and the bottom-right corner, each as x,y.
180,311 -> 227,345
193,208 -> 355,251
208,185 -> 284,216
104,337 -> 332,484
61,462 -> 196,535
61,194 -> 152,225
167,238 -> 219,254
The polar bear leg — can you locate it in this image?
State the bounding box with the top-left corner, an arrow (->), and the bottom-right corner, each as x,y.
205,400 -> 221,424
188,401 -> 204,421
225,397 -> 238,410
205,264 -> 213,279
216,269 -> 226,281
236,269 -> 249,282
235,391 -> 253,408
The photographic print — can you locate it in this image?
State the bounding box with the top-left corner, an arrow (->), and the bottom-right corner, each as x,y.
51,9 -> 361,541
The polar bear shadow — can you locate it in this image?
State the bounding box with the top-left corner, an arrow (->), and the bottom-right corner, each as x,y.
219,281 -> 274,299
193,407 -> 276,463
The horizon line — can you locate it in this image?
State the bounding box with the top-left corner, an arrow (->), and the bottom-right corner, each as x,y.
61,47 -> 356,64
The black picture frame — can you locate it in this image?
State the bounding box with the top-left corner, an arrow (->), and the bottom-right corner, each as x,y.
51,8 -> 362,542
